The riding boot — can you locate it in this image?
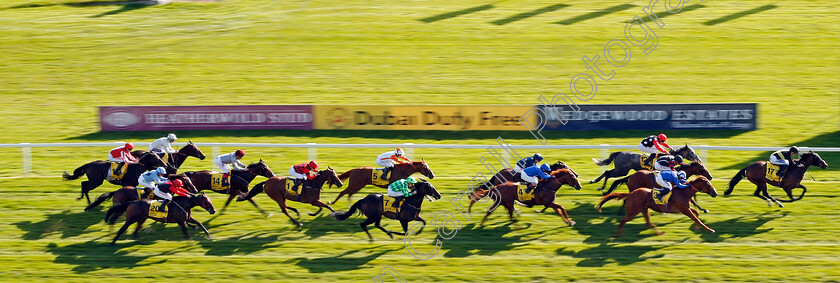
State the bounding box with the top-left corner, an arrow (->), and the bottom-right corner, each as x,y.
777,164 -> 787,177
292,179 -> 302,194
115,163 -> 124,176
657,188 -> 670,202
392,196 -> 403,209
381,167 -> 391,180
644,154 -> 656,166
525,183 -> 536,194
159,199 -> 169,212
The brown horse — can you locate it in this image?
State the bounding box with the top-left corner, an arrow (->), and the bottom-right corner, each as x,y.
238,167 -> 344,227
131,141 -> 206,174
474,160 -> 578,192
331,180 -> 441,241
63,153 -> 168,204
467,169 -> 582,226
725,151 -> 828,207
330,160 -> 435,204
605,162 -> 714,212
84,173 -> 198,211
596,176 -> 718,237
183,159 -> 275,215
105,192 -> 216,245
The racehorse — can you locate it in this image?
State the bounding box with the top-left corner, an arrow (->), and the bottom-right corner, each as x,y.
330,160 -> 435,204
590,145 -> 701,191
331,180 -> 441,241
603,162 -> 714,212
105,192 -> 215,245
725,151 -> 828,207
238,167 -> 344,227
596,176 -> 718,237
183,160 -> 275,215
467,169 -> 582,226
63,153 -> 168,204
83,173 -> 198,211
131,140 -> 206,174
473,160 -> 578,193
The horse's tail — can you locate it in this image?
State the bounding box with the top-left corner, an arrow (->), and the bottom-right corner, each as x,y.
592,152 -> 620,166
85,191 -> 115,211
595,193 -> 629,213
238,181 -> 266,202
725,167 -> 748,196
105,202 -> 131,224
63,164 -> 88,180
607,175 -> 631,194
338,170 -> 353,181
331,199 -> 362,221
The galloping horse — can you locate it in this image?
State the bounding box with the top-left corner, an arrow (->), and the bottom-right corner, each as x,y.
725,151 -> 828,207
473,160 -> 578,193
604,162 -> 714,212
330,160 -> 435,204
83,173 -> 198,211
331,180 -> 441,241
105,192 -> 215,245
468,169 -> 582,226
131,141 -> 206,174
238,167 -> 344,227
63,153 -> 167,204
590,145 -> 701,191
596,176 -> 718,237
183,160 -> 275,215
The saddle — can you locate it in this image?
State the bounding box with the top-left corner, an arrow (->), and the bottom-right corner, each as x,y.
109,162 -> 129,181
148,200 -> 169,219
285,179 -> 309,201
652,189 -> 672,205
371,168 -> 390,186
515,183 -> 535,202
765,163 -> 782,183
383,195 -> 405,215
210,172 -> 231,192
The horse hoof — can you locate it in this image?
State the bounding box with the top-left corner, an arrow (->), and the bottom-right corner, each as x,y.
265,213 -> 274,218
296,223 -> 303,227
656,232 -> 664,236
703,209 -> 710,213
568,221 -> 576,226
710,229 -> 716,233
589,180 -> 597,184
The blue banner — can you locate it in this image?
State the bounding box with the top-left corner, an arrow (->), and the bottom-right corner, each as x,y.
539,103 -> 757,131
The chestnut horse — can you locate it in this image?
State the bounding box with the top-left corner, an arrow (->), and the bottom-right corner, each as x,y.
725,151 -> 828,207
330,160 -> 435,204
596,176 -> 718,237
83,173 -> 198,211
590,145 -> 701,191
467,169 -> 582,226
63,153 -> 167,204
131,141 -> 206,174
331,180 -> 441,241
183,159 -> 275,215
604,162 -> 714,212
238,167 -> 344,227
473,160 -> 577,192
105,192 -> 216,245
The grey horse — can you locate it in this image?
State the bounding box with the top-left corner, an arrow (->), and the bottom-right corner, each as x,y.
590,145 -> 701,191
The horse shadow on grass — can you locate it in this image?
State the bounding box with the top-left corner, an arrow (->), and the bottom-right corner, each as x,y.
284,246 -> 400,273
197,231 -> 301,256
301,213 -> 372,239
5,0 -> 159,18
697,211 -> 785,242
436,222 -> 541,258
45,239 -> 183,273
14,207 -> 105,240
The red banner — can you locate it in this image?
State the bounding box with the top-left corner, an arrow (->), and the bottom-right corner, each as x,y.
99,105 -> 313,132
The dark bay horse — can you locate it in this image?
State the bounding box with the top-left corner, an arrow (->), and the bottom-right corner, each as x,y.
238,168 -> 344,227
183,159 -> 275,215
596,176 -> 718,237
590,145 -> 701,191
331,160 -> 435,204
473,160 -> 578,192
105,192 -> 216,245
468,169 -> 582,226
725,151 -> 828,207
331,180 -> 441,241
604,162 -> 714,212
84,173 -> 198,211
63,153 -> 167,204
131,141 -> 206,173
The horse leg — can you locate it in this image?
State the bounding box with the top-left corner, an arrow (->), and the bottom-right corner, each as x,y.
759,184 -> 784,208
545,202 -> 575,226
413,216 -> 426,235
690,196 -> 709,213
468,198 -> 476,214
110,219 -> 135,246
777,185 -> 806,203
616,204 -> 643,238
309,207 -> 324,216
752,184 -> 774,207
188,217 -> 211,239
590,171 -> 607,184
506,203 -> 516,223
247,199 -> 271,217
132,218 -> 147,240
373,217 -> 394,239
285,205 -> 300,216
278,202 -> 302,227
359,217 -> 376,241
480,200 -> 499,226
393,220 -> 409,237
82,179 -> 104,204
680,207 -> 714,233
217,194 -> 236,215
178,221 -> 191,240
641,209 -> 662,235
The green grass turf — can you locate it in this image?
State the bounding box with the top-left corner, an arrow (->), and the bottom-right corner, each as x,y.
0,0 -> 838,281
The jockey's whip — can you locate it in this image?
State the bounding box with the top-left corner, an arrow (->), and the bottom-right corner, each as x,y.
807,170 -> 816,181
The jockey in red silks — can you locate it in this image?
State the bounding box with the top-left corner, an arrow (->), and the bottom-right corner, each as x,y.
639,134 -> 673,166
108,143 -> 139,175
289,161 -> 319,193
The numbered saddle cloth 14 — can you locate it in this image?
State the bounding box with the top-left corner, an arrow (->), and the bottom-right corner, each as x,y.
371,168 -> 390,186
765,163 -> 781,182
652,189 -> 672,205
382,195 -> 405,214
109,162 -> 129,181
210,172 -> 230,192
639,154 -> 656,171
148,200 -> 169,219
515,183 -> 534,202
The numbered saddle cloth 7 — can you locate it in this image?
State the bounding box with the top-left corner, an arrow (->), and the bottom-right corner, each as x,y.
148,200 -> 169,219
515,182 -> 534,202
765,163 -> 781,183
371,168 -> 390,186
210,172 -> 230,192
652,189 -> 672,205
382,195 -> 405,214
109,162 -> 129,181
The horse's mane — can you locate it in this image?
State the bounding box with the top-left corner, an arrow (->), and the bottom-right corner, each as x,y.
550,168 -> 573,175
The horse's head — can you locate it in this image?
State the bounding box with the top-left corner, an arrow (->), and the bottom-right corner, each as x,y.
689,176 -> 717,198
414,159 -> 435,179
415,180 -> 442,201
677,162 -> 713,180
676,144 -> 702,163
317,166 -> 343,188
802,151 -> 829,169
248,159 -> 275,178
182,140 -> 206,160
194,192 -> 216,214
171,173 -> 198,193
549,169 -> 582,190
550,160 -> 578,177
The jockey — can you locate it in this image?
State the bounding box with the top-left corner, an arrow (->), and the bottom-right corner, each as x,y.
654,155 -> 684,171
156,178 -> 189,210
289,161 -> 319,194
515,153 -> 544,176
108,143 -> 139,175
769,146 -> 801,177
521,163 -> 553,193
214,150 -> 246,179
375,148 -> 411,180
149,133 -> 177,155
386,176 -> 417,209
639,134 -> 673,166
654,169 -> 690,203
138,167 -> 168,190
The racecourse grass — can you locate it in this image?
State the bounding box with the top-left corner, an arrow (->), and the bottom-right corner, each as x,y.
0,0 -> 838,282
